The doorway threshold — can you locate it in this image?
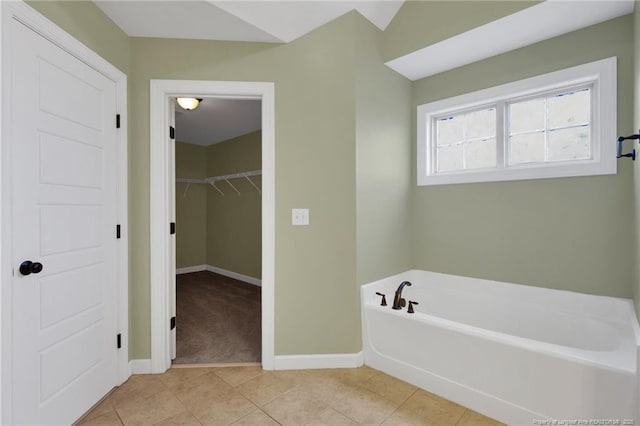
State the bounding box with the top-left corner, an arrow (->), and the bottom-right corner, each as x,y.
172,362 -> 262,369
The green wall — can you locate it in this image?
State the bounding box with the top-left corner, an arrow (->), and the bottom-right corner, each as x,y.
206,131 -> 262,279
355,19 -> 413,287
349,19 -> 415,349
129,14 -> 361,358
25,1 -> 130,74
411,15 -> 635,298
175,142 -> 207,269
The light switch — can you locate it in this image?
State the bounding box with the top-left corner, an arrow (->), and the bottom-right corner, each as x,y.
292,208 -> 309,226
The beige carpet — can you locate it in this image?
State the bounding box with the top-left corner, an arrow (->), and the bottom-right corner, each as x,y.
174,271 -> 261,364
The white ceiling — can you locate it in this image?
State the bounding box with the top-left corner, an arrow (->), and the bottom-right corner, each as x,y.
175,98 -> 262,146
211,1 -> 404,42
93,0 -> 404,43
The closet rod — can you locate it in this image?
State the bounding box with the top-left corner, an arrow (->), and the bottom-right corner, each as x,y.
176,177 -> 207,184
206,169 -> 261,183
176,170 -> 262,196
175,170 -> 262,184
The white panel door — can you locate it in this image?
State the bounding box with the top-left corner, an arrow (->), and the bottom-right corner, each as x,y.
10,18 -> 119,425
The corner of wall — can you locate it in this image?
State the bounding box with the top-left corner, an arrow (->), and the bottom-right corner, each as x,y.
354,16 -> 413,287
632,1 -> 640,321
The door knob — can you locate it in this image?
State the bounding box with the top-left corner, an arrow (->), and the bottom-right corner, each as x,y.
19,261 -> 43,276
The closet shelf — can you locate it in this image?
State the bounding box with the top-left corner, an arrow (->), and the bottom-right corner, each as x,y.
176,170 -> 262,196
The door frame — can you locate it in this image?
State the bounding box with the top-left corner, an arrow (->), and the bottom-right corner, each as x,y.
0,2 -> 129,423
149,79 -> 275,373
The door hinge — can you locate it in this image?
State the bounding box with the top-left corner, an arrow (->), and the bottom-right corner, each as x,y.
170,222 -> 176,235
117,333 -> 122,349
169,126 -> 175,140
116,114 -> 121,129
116,224 -> 121,239
170,316 -> 176,330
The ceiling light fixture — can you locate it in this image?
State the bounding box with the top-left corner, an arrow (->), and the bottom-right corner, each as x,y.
176,97 -> 202,111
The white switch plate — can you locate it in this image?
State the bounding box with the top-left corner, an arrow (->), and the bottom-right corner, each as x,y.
292,208 -> 309,226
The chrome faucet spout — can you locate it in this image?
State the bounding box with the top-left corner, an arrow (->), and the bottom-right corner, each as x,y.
392,281 -> 412,310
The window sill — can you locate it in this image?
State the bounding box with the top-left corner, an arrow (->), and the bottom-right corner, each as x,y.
417,160 -> 616,186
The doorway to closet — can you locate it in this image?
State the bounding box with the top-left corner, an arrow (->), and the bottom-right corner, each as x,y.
173,97 -> 262,365
149,80 -> 274,373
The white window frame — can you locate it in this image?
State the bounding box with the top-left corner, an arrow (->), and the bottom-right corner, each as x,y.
417,57 -> 617,186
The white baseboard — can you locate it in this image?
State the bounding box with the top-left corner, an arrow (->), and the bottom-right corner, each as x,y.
273,352 -> 364,370
176,264 -> 261,287
129,359 -> 152,374
176,265 -> 207,275
206,265 -> 261,287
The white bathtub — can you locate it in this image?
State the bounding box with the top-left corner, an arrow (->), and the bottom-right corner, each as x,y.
361,270 -> 640,424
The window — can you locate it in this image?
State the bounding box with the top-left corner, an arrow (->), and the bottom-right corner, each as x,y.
417,57 -> 616,186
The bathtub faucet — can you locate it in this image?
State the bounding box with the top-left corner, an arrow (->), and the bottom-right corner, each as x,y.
392,281 -> 412,310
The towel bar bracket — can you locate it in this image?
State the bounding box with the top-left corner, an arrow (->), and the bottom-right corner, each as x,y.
617,131 -> 639,161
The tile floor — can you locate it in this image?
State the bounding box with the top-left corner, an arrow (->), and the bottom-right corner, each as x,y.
78,366 -> 503,426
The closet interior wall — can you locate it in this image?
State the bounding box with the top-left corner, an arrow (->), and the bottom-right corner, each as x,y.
176,130 -> 262,281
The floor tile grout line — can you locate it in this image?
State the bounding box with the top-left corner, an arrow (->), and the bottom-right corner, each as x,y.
454,408 -> 469,426
231,407 -> 274,425
378,387 -> 419,425
291,370 -> 406,425
74,386 -> 119,425
165,382 -> 205,426
238,372 -> 297,408
356,376 -> 418,411
113,407 -> 125,426
259,407 -> 283,425
328,405 -> 362,426
216,369 -> 267,389
192,409 -> 204,426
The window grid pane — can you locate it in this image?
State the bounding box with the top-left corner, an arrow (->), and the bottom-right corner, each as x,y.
547,88 -> 590,130
507,87 -> 591,166
435,107 -> 496,173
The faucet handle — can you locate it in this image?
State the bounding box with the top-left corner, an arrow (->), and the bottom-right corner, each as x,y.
375,292 -> 387,306
407,301 -> 419,314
